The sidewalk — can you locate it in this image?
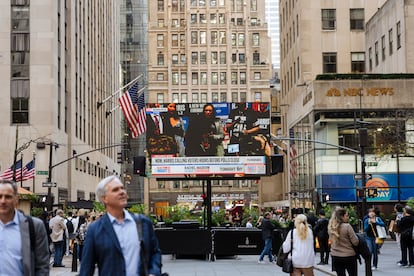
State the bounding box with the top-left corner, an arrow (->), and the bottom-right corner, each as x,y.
51,239 -> 413,276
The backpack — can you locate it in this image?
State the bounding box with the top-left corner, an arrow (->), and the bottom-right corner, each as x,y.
353,233 -> 371,264
66,218 -> 74,234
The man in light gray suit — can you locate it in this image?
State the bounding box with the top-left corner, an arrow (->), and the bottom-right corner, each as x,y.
0,179 -> 49,276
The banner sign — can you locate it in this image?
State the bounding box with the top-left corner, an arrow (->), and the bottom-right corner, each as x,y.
145,102 -> 271,178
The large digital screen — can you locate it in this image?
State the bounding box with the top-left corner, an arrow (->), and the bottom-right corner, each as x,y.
145,102 -> 271,178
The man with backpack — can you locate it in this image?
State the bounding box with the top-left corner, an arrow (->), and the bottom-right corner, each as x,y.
314,209 -> 330,265
0,179 -> 49,275
65,211 -> 79,255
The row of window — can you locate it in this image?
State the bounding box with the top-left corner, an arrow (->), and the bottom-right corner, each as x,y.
157,52 -> 262,66
157,32 -> 260,48
156,91 -> 262,104
158,0 -> 257,12
157,178 -> 255,189
368,21 -> 402,71
171,71 -> 250,85
321,9 -> 365,31
158,15 -> 261,29
74,157 -> 116,179
11,2 -> 30,124
322,52 -> 366,73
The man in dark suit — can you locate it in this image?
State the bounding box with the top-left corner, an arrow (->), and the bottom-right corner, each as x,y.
80,175 -> 162,276
0,179 -> 49,275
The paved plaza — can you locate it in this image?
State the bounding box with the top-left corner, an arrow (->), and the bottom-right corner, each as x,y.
51,240 -> 413,276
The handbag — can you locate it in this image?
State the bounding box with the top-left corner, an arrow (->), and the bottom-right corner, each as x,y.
370,223 -> 384,245
376,224 -> 387,239
281,230 -> 294,273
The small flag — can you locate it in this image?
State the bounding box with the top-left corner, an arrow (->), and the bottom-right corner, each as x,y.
118,81 -> 147,138
0,159 -> 23,181
18,159 -> 36,181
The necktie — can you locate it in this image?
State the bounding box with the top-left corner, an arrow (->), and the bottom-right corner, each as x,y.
154,115 -> 160,135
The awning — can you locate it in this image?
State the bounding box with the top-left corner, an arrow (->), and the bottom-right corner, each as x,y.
67,199 -> 94,209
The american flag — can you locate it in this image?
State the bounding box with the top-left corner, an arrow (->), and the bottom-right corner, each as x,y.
0,159 -> 23,181
289,143 -> 298,180
17,159 -> 36,181
118,81 -> 146,138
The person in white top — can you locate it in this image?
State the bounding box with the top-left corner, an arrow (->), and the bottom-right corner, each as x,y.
246,217 -> 253,228
282,214 -> 315,276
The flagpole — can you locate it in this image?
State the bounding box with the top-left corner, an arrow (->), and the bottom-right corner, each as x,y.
97,74 -> 143,108
32,151 -> 36,193
13,126 -> 18,182
20,153 -> 23,187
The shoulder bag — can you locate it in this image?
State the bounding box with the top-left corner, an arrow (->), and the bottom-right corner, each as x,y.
282,230 -> 294,273
370,223 -> 384,245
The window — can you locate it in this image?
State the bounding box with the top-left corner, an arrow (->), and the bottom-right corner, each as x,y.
200,72 -> 207,85
350,9 -> 364,30
220,72 -> 226,84
237,18 -> 243,26
191,14 -> 197,24
252,33 -> 259,46
172,72 -> 179,84
158,0 -> 164,11
220,92 -> 226,101
219,31 -> 226,44
157,53 -> 164,65
239,53 -> 245,63
397,21 -> 401,49
231,33 -> 236,46
181,93 -> 188,102
210,0 -> 217,6
191,0 -> 196,6
389,28 -> 393,55
218,13 -> 225,24
211,51 -> 218,64
200,31 -> 207,44
374,41 -> 379,66
192,73 -> 198,85
231,72 -> 238,84
232,92 -> 238,102
251,0 -> 257,11
172,93 -> 179,103
181,73 -> 187,84
192,93 -> 199,102
210,13 -> 217,24
253,52 -> 260,65
232,53 -> 237,64
251,18 -> 257,26
219,51 -> 226,64
322,52 -> 337,73
368,47 -> 372,71
211,72 -> 218,84
240,92 -> 246,102
172,0 -> 179,12
211,31 -> 218,44
158,19 -> 164,27
11,7 -> 29,32
212,92 -> 218,102
254,72 -> 261,80
191,31 -> 197,44
199,0 -> 205,6
191,52 -> 198,64
180,54 -> 186,64
321,9 -> 336,30
180,34 -> 185,47
11,53 -> 29,77
200,14 -> 206,24
157,73 -> 164,81
157,34 -> 164,47
201,92 -> 207,103
172,54 -> 178,65
11,98 -> 29,124
255,92 -> 262,101
240,72 -> 246,84
238,33 -> 245,46
157,93 -> 164,103
351,52 -> 365,73
381,35 -> 386,61
172,19 -> 179,27
200,51 -> 207,64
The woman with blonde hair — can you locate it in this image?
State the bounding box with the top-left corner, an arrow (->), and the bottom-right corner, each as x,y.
328,207 -> 359,276
282,214 -> 315,276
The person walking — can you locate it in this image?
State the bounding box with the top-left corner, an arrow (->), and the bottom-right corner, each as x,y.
393,203 -> 404,265
282,214 -> 315,276
397,206 -> 414,268
79,175 -> 162,276
314,209 -> 330,265
258,212 -> 275,264
0,179 -> 50,275
49,209 -> 67,267
328,207 -> 359,276
363,208 -> 385,270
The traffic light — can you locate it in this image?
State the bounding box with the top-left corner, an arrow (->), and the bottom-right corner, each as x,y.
201,194 -> 208,206
117,152 -> 123,163
357,188 -> 366,198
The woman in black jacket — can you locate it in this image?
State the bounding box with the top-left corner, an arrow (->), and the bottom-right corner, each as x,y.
397,206 -> 414,268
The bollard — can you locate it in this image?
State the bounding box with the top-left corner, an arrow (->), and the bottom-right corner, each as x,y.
71,241 -> 78,272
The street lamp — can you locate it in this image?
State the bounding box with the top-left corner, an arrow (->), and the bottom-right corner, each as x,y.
37,141 -> 59,211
